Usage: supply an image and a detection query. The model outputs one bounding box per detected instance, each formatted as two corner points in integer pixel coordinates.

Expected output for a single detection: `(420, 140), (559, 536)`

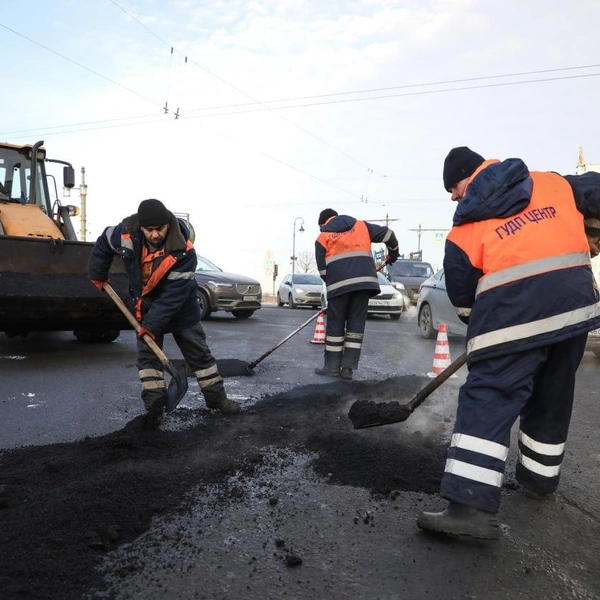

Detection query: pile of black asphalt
(0, 372), (448, 600)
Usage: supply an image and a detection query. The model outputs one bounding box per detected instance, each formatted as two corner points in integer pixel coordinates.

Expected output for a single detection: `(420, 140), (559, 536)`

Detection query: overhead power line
(108, 0), (385, 176)
(0, 23), (163, 110)
(3, 66), (598, 139)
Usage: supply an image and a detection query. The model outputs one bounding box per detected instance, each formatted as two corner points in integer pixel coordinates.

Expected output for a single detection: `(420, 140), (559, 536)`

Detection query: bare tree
(297, 250), (317, 273)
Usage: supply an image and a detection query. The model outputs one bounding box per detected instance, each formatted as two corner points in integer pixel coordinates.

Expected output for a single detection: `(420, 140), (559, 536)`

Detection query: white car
(368, 272), (404, 320)
(277, 273), (324, 308)
(417, 269), (468, 338)
(587, 328), (600, 358)
(320, 273), (405, 320)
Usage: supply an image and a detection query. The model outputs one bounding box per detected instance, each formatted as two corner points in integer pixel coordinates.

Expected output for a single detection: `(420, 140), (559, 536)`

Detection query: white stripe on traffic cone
(427, 323), (454, 378)
(310, 313), (326, 344)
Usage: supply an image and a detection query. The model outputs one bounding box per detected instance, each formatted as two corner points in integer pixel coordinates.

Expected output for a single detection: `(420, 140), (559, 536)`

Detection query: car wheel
(389, 313), (401, 321)
(232, 309), (255, 319)
(289, 294), (296, 308)
(277, 294), (284, 307)
(197, 289), (212, 320)
(418, 303), (436, 339)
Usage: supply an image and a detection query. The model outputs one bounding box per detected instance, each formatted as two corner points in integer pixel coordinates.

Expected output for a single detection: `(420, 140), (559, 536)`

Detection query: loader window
(0, 164), (25, 203)
(0, 150), (51, 213)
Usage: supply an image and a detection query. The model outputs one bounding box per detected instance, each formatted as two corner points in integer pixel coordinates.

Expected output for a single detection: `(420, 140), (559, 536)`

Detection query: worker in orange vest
(417, 147), (600, 540)
(315, 208), (399, 380)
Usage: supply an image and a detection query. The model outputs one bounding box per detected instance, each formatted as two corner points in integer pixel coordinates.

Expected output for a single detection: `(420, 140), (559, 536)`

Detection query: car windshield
(293, 274), (323, 285)
(377, 273), (391, 285)
(196, 256), (222, 272)
(389, 262), (433, 277)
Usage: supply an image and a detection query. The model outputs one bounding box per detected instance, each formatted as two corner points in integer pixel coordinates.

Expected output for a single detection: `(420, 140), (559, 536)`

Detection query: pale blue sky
(1, 0), (599, 288)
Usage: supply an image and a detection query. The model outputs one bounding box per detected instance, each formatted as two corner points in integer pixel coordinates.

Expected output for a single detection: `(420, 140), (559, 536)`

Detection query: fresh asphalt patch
(0, 374), (448, 600)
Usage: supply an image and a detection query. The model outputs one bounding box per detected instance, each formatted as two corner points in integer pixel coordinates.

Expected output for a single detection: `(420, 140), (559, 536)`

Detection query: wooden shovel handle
(102, 282), (171, 370)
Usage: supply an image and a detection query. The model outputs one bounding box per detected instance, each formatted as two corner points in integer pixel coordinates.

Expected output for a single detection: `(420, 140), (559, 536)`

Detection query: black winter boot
(315, 367), (340, 377)
(339, 367), (353, 380)
(417, 501), (500, 540)
(315, 350), (342, 377)
(204, 384), (241, 414)
(144, 401), (165, 430)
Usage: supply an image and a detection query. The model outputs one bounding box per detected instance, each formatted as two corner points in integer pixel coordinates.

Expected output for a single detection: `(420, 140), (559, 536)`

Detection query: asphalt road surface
(1, 305), (599, 599)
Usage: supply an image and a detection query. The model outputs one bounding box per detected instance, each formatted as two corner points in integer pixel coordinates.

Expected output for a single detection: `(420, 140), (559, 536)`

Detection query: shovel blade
(348, 399), (412, 430)
(165, 364), (189, 413)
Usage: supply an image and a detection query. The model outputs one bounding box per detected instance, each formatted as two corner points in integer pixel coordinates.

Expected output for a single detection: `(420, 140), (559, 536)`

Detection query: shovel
(348, 351), (467, 429)
(102, 283), (189, 412)
(245, 308), (326, 374)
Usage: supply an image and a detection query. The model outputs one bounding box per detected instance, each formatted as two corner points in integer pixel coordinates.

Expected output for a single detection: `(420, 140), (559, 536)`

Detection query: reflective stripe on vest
(476, 252), (590, 296)
(326, 250), (372, 265)
(327, 275), (379, 293)
(467, 301), (600, 354)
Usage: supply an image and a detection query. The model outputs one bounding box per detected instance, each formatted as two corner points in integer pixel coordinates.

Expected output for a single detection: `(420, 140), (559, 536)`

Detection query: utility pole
(79, 167), (87, 242)
(408, 223), (450, 254)
(370, 213), (399, 227)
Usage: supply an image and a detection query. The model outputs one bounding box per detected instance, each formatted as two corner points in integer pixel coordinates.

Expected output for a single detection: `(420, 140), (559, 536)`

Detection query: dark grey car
(386, 259), (434, 304)
(195, 255), (262, 320)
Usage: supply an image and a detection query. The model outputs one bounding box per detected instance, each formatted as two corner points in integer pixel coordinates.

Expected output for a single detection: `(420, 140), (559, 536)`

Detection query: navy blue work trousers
(325, 290), (371, 370)
(440, 334), (587, 513)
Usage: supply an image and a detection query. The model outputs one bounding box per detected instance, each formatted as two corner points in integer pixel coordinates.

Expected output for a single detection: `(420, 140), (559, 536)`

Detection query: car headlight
(207, 280), (233, 289)
(392, 292), (402, 299)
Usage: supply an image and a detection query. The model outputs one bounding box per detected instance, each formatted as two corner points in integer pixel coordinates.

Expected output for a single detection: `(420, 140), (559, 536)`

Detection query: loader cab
(0, 144), (52, 215)
(0, 141), (79, 241)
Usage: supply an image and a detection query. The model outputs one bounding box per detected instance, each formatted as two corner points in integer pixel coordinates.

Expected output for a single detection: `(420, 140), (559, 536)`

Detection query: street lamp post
(292, 217), (305, 274)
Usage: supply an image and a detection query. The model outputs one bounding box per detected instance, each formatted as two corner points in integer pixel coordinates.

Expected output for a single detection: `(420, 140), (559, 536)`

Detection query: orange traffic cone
(310, 312), (326, 344)
(427, 323), (454, 378)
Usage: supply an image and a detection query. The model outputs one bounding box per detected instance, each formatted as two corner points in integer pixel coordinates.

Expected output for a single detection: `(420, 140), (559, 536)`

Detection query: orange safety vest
(447, 165), (600, 360)
(318, 219), (373, 262)
(317, 219), (380, 299)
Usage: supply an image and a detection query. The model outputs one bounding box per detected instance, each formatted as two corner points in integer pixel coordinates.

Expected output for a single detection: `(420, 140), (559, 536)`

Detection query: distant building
(576, 146), (600, 175)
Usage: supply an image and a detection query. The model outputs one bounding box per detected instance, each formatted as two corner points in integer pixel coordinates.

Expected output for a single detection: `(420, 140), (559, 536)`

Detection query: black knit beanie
(443, 147), (485, 191)
(318, 208), (338, 226)
(138, 199), (170, 227)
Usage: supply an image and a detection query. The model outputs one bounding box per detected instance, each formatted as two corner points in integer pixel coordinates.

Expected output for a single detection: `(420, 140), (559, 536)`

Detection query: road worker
(417, 147), (600, 539)
(89, 199), (240, 429)
(315, 208), (399, 380)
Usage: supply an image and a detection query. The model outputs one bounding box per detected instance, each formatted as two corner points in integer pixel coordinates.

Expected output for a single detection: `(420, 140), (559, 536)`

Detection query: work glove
(386, 247), (399, 264)
(90, 279), (107, 291)
(138, 327), (156, 341)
